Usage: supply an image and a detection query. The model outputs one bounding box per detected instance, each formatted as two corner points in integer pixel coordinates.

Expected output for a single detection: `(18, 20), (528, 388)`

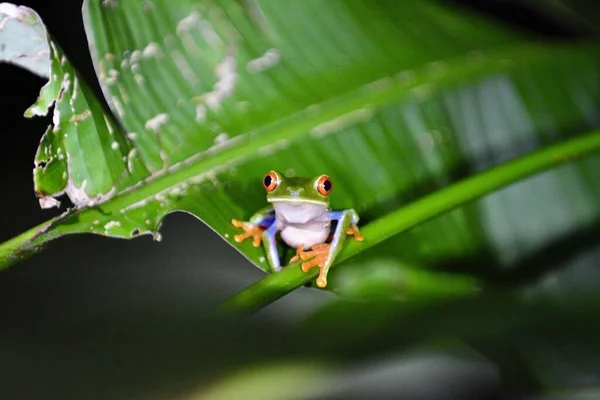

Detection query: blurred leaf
(526, 0), (600, 36)
(298, 288), (600, 364)
(327, 258), (480, 301)
(535, 389), (600, 400)
(183, 361), (332, 400)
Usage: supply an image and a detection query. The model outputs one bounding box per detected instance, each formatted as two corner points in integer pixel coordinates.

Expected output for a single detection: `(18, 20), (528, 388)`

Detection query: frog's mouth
(271, 201), (328, 224)
(267, 198), (327, 206)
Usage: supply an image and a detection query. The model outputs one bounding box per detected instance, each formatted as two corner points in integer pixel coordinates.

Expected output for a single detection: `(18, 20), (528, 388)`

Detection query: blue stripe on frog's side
(262, 222), (281, 272)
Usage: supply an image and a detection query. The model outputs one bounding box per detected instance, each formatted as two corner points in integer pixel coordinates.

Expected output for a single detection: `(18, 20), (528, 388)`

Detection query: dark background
(0, 1), (597, 399)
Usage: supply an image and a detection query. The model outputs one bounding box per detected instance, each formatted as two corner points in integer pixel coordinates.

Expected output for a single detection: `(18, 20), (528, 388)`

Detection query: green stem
(0, 220), (55, 267)
(220, 129), (600, 314)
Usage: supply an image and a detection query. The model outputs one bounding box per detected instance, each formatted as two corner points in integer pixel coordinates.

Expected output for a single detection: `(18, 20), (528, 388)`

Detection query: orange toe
(297, 243), (331, 288)
(231, 220), (264, 247)
(346, 226), (364, 241)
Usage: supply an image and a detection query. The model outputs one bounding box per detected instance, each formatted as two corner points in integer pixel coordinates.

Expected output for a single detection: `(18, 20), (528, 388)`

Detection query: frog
(231, 170), (363, 288)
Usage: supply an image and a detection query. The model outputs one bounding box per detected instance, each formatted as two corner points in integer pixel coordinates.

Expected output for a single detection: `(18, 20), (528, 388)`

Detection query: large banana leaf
(0, 1), (599, 299)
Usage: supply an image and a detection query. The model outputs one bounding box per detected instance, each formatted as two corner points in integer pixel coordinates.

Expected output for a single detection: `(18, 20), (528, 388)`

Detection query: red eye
(263, 171), (279, 192)
(316, 175), (333, 196)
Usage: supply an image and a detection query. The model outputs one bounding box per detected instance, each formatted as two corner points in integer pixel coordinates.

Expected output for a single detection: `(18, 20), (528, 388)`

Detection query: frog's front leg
(231, 207), (282, 273)
(231, 207), (275, 247)
(293, 209), (363, 288)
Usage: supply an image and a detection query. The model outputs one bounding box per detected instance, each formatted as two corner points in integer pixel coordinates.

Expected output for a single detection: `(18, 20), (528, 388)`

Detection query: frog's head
(264, 170), (332, 222)
(264, 170), (332, 205)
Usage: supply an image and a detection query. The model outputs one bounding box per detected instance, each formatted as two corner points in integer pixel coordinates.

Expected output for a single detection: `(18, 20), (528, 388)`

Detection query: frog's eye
(263, 171), (279, 192)
(316, 175), (333, 196)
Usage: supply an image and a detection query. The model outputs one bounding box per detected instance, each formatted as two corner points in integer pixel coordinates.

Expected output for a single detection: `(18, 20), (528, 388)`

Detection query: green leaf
(0, 1), (599, 308)
(1, 2), (147, 210)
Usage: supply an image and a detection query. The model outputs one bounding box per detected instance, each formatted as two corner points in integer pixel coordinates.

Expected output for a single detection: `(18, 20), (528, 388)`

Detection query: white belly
(280, 225), (329, 249)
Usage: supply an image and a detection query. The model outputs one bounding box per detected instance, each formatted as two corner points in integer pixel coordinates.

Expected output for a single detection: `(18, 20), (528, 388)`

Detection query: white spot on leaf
(195, 104), (206, 123)
(247, 49), (280, 73)
(106, 69), (119, 85)
(142, 42), (162, 59)
(69, 109), (91, 123)
(61, 73), (72, 94)
(214, 132), (229, 144)
(118, 84), (129, 104)
(130, 50), (142, 64)
(172, 49), (199, 85)
(112, 96), (125, 117)
(104, 115), (115, 135)
(127, 149), (137, 172)
(72, 77), (79, 100)
(311, 107), (375, 138)
(98, 60), (107, 80)
(177, 11), (200, 34)
(145, 113), (169, 132)
(104, 221), (122, 230)
(134, 74), (144, 85)
(52, 108), (61, 132)
(205, 53), (237, 110)
(102, 0), (118, 8)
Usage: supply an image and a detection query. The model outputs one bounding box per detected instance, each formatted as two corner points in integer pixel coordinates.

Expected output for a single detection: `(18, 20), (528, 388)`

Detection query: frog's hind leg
(298, 209), (363, 288)
(335, 209), (363, 241)
(328, 209), (363, 247)
(294, 243), (331, 287)
(345, 225), (364, 241)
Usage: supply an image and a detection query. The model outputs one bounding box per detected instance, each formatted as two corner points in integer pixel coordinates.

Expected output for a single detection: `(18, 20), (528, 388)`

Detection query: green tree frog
(231, 170), (363, 288)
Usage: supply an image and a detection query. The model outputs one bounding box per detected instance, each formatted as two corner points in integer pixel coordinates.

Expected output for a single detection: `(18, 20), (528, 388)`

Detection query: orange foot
(231, 219), (264, 247)
(290, 243), (331, 288)
(346, 225), (364, 241)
